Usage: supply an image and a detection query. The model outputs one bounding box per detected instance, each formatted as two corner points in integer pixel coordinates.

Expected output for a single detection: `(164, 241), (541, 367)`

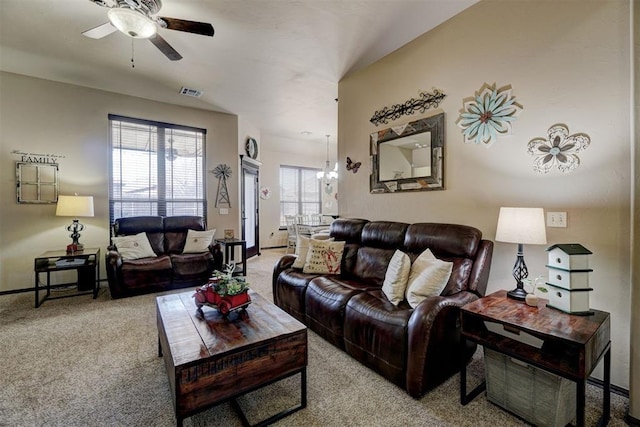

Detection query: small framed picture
(224, 229), (234, 239)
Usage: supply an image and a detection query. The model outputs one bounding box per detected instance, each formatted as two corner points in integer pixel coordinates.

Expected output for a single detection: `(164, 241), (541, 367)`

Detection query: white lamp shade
(56, 195), (95, 218)
(495, 207), (547, 245)
(108, 8), (157, 39)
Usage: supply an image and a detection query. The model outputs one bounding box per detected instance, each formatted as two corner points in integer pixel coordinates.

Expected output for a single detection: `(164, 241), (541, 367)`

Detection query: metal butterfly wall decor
(345, 157), (361, 173)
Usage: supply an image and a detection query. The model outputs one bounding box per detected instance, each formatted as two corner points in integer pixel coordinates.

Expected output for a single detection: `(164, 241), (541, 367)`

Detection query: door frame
(240, 155), (260, 258)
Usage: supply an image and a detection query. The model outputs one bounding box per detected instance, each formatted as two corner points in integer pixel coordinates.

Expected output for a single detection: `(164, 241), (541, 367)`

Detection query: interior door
(241, 157), (260, 258)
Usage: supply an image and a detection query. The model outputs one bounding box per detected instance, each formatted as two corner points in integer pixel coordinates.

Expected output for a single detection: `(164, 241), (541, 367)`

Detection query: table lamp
(495, 207), (547, 300)
(56, 195), (94, 252)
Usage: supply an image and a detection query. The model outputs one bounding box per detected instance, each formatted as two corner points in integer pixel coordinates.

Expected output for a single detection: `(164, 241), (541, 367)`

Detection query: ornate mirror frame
(370, 113), (444, 193)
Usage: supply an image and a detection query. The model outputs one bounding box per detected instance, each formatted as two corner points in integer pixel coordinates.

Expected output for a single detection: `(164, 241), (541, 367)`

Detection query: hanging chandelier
(317, 134), (338, 186)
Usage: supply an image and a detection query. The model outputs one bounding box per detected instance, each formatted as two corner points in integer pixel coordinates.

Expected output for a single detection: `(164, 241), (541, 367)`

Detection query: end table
(34, 248), (100, 308)
(460, 289), (610, 427)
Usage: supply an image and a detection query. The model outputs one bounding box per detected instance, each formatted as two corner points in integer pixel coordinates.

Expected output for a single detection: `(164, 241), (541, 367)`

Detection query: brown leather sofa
(272, 218), (493, 398)
(106, 216), (223, 299)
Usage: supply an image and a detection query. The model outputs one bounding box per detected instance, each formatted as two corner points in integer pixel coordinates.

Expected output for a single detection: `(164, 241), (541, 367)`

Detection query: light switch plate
(219, 208), (229, 215)
(547, 212), (567, 228)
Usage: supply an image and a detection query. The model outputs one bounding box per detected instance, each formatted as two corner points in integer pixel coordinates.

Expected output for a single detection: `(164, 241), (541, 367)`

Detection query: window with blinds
(109, 114), (206, 223)
(279, 165), (322, 226)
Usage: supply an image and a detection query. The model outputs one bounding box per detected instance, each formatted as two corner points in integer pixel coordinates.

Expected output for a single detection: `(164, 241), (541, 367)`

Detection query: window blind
(109, 114), (206, 223)
(279, 165), (322, 226)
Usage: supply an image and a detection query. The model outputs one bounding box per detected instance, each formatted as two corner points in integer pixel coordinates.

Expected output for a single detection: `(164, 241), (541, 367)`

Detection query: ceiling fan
(82, 0), (214, 61)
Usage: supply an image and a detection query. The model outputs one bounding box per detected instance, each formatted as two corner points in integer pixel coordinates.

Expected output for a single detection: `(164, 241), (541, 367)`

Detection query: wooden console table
(460, 289), (610, 427)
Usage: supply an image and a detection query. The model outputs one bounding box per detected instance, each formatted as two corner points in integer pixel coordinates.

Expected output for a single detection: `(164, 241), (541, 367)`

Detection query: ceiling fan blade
(149, 34), (183, 61)
(82, 22), (118, 39)
(159, 17), (214, 37)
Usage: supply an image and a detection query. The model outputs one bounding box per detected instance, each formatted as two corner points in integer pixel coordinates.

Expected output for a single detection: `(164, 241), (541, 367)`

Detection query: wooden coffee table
(156, 289), (307, 427)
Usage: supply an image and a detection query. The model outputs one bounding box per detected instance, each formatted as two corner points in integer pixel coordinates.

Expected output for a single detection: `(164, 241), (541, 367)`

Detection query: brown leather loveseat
(106, 216), (222, 299)
(272, 218), (493, 398)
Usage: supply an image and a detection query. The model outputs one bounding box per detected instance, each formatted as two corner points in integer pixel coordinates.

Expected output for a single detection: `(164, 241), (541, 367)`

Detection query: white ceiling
(0, 0), (478, 145)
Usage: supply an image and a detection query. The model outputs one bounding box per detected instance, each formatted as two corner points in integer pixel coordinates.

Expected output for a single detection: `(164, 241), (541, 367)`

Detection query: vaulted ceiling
(0, 0), (478, 144)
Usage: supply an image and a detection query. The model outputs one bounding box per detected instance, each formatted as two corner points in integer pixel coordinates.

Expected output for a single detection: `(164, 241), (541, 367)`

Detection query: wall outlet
(547, 212), (567, 228)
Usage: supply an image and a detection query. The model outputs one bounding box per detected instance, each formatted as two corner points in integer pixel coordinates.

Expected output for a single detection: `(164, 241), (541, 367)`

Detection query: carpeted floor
(0, 249), (630, 426)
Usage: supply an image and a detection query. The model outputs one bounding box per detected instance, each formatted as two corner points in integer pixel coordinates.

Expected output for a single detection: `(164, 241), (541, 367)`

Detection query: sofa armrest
(272, 254), (296, 296)
(105, 248), (125, 298)
(405, 290), (479, 397)
(467, 239), (493, 297)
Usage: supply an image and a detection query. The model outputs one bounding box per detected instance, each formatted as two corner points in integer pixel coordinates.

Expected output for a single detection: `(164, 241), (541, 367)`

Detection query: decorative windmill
(211, 164), (232, 208)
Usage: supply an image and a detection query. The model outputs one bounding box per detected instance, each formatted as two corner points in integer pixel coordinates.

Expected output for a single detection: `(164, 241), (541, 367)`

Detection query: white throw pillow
(405, 249), (453, 308)
(292, 235), (310, 269)
(382, 250), (411, 306)
(182, 229), (216, 253)
(112, 232), (156, 260)
(302, 239), (345, 274)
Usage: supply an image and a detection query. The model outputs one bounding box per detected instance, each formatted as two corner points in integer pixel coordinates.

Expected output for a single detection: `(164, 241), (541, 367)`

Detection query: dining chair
(284, 215), (298, 253)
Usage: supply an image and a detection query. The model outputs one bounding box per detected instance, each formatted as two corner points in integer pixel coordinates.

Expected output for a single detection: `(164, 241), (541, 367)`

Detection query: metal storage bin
(484, 348), (576, 427)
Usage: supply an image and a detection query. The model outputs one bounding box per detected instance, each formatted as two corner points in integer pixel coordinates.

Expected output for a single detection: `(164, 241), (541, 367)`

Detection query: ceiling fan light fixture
(108, 8), (157, 39)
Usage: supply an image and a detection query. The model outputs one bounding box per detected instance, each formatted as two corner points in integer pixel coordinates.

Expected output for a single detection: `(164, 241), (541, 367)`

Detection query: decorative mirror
(15, 162), (59, 204)
(370, 113), (444, 193)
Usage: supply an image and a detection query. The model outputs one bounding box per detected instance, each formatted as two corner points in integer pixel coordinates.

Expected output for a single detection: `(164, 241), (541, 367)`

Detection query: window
(279, 165), (322, 226)
(109, 114), (206, 223)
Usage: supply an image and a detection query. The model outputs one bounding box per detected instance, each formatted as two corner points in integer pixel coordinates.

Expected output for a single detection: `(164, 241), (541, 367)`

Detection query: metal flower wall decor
(527, 124), (590, 174)
(456, 83), (523, 146)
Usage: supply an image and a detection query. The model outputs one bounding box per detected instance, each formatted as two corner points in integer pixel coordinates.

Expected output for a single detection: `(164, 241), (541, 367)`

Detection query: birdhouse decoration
(545, 243), (593, 315)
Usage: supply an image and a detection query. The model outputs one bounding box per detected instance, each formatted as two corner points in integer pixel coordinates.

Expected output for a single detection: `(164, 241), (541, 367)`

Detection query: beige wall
(632, 0), (639, 420)
(0, 71), (240, 290)
(339, 0), (632, 392)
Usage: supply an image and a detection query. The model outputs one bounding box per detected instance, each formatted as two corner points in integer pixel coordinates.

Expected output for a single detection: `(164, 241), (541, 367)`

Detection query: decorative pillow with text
(302, 239), (345, 275)
(405, 248), (453, 308)
(182, 229), (216, 253)
(112, 232), (156, 260)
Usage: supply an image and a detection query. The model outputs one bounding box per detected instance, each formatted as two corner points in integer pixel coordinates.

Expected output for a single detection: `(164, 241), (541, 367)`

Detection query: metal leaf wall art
(369, 88), (446, 126)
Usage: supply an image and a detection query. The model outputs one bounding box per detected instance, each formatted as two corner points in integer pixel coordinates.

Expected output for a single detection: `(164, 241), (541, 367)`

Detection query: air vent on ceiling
(179, 87), (204, 98)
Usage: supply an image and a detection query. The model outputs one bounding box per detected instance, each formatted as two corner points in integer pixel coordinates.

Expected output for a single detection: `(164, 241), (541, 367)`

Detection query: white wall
(338, 0), (631, 390)
(0, 71), (240, 291)
(258, 134), (330, 248)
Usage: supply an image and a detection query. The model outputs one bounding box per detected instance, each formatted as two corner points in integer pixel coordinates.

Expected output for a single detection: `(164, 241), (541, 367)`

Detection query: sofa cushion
(171, 252), (214, 278)
(120, 255), (172, 290)
(302, 239), (345, 274)
(164, 216), (206, 254)
(113, 216), (165, 254)
(406, 249), (453, 308)
(344, 290), (411, 387)
(111, 232), (156, 260)
(341, 221), (408, 284)
(382, 250), (411, 305)
(182, 229), (216, 253)
(305, 276), (374, 348)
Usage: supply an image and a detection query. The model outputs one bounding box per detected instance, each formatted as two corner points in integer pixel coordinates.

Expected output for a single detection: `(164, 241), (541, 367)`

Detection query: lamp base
(507, 287), (528, 301)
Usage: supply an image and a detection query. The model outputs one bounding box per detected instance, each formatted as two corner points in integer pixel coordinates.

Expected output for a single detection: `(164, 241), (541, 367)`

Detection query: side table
(460, 289), (610, 427)
(34, 248), (100, 308)
(214, 238), (247, 276)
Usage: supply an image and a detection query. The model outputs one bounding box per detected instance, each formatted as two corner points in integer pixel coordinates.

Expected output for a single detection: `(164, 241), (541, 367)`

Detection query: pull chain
(131, 38), (135, 68)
